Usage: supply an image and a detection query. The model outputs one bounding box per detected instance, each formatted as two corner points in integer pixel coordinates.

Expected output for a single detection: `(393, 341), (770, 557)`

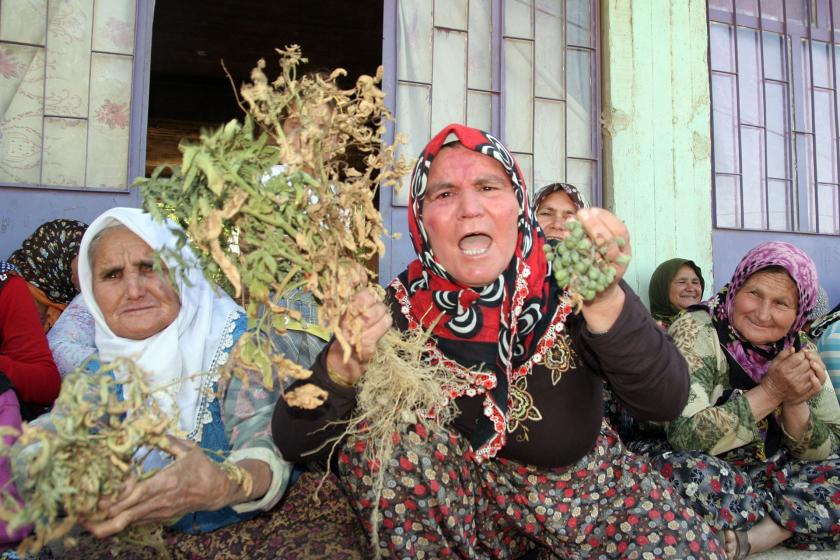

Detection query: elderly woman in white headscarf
(48, 207), (325, 540)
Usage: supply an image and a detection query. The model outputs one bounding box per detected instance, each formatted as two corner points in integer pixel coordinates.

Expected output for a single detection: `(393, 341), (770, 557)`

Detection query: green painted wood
(600, 0), (713, 305)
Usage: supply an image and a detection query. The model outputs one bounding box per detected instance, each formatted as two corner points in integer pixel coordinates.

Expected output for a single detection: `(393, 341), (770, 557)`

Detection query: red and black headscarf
(391, 124), (566, 460)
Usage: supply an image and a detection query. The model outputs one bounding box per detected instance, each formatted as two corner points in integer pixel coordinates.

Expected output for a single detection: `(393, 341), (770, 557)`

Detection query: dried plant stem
(319, 328), (471, 556)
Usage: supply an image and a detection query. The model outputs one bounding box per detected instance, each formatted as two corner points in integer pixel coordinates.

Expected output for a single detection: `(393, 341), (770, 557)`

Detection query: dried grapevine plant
(139, 45), (412, 407)
(0, 360), (176, 556)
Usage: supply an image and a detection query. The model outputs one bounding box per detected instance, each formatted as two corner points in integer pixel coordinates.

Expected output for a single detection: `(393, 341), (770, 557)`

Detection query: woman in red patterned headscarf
(274, 125), (723, 559)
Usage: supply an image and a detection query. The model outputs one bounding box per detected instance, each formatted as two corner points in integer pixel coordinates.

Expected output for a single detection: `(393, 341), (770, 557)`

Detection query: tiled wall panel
(434, 0), (468, 30)
(42, 116), (87, 186)
(44, 0), (94, 118)
(431, 29), (467, 134)
(92, 0), (136, 55)
(0, 47), (45, 184)
(393, 0), (598, 205)
(502, 38), (534, 152)
(85, 53), (132, 188)
(0, 0), (137, 189)
(398, 0), (433, 83)
(0, 0), (47, 44)
(504, 0), (533, 39)
(394, 82), (432, 205)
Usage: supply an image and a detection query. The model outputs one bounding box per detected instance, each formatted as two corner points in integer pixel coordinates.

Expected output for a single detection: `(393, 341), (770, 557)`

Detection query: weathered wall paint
(600, 0), (714, 305)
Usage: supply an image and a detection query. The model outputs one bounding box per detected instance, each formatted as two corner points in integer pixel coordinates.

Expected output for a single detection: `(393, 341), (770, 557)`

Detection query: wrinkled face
(91, 227), (181, 340)
(536, 191), (578, 240)
(423, 145), (520, 288)
(668, 264), (702, 310)
(731, 270), (798, 345)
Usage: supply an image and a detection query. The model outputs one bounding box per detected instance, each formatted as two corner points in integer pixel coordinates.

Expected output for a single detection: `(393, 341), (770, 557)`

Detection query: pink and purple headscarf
(705, 241), (818, 382)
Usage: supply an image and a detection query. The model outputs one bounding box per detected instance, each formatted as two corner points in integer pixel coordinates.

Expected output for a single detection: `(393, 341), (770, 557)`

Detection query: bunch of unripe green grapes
(542, 218), (630, 303)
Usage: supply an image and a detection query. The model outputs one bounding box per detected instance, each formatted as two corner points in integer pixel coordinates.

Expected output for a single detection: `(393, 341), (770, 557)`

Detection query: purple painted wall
(713, 229), (840, 308)
(0, 0), (153, 259)
(0, 189), (140, 259)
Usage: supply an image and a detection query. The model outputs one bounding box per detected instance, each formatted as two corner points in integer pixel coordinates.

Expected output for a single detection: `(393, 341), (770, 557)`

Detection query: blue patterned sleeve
(222, 292), (328, 460)
(46, 294), (96, 377)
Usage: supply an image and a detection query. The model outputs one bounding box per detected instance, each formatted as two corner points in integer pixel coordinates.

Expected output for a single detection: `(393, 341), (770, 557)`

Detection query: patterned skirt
(336, 419), (724, 559)
(635, 443), (840, 551)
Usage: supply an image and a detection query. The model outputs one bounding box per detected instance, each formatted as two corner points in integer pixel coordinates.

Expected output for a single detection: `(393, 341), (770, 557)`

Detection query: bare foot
(723, 517), (792, 559)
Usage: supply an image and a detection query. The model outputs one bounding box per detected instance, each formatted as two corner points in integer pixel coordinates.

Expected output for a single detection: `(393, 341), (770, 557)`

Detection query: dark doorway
(146, 1), (384, 173)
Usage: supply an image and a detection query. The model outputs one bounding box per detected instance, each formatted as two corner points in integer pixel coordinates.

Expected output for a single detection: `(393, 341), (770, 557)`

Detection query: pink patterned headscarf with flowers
(704, 241), (818, 382)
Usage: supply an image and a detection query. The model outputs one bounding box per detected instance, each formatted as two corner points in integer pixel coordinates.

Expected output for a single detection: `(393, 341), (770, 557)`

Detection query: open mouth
(458, 233), (492, 256)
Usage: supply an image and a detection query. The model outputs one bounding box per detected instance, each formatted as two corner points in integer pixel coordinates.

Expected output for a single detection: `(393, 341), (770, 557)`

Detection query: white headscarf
(78, 208), (241, 439)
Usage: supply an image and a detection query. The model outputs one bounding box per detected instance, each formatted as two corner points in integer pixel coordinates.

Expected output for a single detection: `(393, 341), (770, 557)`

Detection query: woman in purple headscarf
(641, 242), (840, 559)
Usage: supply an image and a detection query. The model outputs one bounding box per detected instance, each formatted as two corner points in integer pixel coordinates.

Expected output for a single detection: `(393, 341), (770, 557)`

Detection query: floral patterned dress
(630, 310), (840, 551)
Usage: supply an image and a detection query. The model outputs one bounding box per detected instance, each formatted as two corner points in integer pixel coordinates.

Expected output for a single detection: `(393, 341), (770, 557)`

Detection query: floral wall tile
(44, 0), (93, 117)
(92, 0), (136, 55)
(0, 0), (47, 45)
(42, 116), (87, 186)
(0, 46), (44, 184)
(86, 52), (131, 188)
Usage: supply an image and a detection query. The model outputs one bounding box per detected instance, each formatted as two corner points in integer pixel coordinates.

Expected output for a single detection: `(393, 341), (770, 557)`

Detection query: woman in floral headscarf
(533, 182), (588, 241)
(639, 242), (840, 559)
(7, 219), (88, 331)
(274, 124), (723, 559)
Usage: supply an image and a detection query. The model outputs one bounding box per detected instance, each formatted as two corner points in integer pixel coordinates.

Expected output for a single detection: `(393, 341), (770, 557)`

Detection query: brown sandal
(734, 530), (752, 559)
(720, 529), (751, 560)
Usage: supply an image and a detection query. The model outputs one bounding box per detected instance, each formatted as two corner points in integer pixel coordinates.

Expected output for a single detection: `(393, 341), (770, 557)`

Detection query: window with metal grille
(709, 0), (840, 234)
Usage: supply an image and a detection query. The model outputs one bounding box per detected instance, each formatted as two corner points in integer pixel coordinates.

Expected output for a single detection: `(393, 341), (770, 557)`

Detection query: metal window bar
(734, 17), (746, 228)
(709, 0), (840, 233)
(759, 8), (772, 229)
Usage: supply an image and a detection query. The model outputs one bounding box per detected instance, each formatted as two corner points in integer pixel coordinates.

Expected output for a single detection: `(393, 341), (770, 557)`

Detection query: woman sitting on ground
(19, 208), (328, 554)
(636, 242), (840, 559)
(274, 124), (723, 559)
(648, 258), (705, 329)
(0, 262), (61, 419)
(7, 219), (87, 332)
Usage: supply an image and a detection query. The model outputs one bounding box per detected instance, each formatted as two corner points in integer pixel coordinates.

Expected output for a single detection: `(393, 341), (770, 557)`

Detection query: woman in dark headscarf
(648, 258), (705, 329)
(637, 242), (840, 559)
(7, 219), (87, 331)
(274, 124), (723, 559)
